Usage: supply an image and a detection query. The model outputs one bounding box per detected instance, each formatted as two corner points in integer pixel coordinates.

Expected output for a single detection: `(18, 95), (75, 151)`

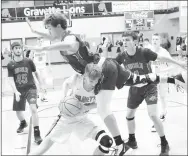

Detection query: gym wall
(2, 12), (186, 64)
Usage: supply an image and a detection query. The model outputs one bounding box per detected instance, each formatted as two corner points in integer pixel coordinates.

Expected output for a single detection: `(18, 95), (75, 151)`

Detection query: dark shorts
(101, 59), (131, 90)
(127, 83), (158, 109)
(13, 87), (37, 111)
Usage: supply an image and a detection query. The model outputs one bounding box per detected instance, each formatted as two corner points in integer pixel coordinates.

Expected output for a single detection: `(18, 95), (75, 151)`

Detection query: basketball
(60, 96), (82, 117)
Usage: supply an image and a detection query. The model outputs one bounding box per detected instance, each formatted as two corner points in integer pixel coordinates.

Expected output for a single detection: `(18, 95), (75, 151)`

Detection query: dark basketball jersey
(7, 58), (36, 90)
(60, 34), (94, 74)
(115, 47), (157, 75)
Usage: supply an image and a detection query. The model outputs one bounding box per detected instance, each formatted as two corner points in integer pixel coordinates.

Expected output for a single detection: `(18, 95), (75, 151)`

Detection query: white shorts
(47, 115), (99, 144)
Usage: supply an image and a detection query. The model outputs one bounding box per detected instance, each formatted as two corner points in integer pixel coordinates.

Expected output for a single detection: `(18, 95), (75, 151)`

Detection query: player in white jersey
(150, 33), (176, 132)
(32, 38), (51, 102)
(29, 63), (121, 155)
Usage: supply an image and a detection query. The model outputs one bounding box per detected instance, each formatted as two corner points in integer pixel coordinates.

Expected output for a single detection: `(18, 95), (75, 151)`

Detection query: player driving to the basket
(29, 63), (126, 155)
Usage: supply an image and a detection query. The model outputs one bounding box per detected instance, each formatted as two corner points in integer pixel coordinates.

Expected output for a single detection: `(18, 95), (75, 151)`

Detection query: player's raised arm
(26, 17), (54, 40)
(24, 35), (79, 55)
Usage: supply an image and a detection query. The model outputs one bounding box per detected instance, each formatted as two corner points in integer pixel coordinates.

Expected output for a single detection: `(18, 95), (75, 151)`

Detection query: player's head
(11, 42), (23, 57)
(84, 63), (102, 88)
(44, 12), (67, 38)
(122, 31), (138, 49)
(143, 38), (150, 47)
(152, 33), (161, 48)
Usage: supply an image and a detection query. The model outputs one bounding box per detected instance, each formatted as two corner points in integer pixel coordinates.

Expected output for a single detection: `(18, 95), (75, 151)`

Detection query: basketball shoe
(34, 129), (42, 145)
(158, 142), (170, 155)
(114, 141), (133, 155)
(17, 120), (28, 133)
(125, 138), (138, 149)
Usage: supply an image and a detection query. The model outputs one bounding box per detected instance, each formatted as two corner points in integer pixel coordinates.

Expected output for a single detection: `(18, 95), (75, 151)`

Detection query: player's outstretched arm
(24, 35), (79, 55)
(157, 53), (187, 71)
(26, 17), (53, 40)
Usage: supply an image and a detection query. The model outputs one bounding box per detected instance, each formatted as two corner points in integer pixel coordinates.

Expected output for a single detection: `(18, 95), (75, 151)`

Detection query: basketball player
(143, 38), (152, 49)
(150, 33), (175, 132)
(29, 63), (123, 155)
(115, 31), (186, 155)
(7, 42), (43, 144)
(30, 38), (51, 102)
(25, 13), (186, 155)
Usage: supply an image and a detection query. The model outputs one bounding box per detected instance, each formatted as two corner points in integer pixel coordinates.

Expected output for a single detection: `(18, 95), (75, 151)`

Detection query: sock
(21, 120), (26, 124)
(167, 77), (175, 84)
(160, 135), (168, 145)
(34, 126), (39, 132)
(129, 133), (136, 141)
(113, 135), (124, 146)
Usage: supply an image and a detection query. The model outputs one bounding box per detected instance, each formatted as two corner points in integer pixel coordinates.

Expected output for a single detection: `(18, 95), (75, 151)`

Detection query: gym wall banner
(124, 11), (154, 31)
(2, 2), (112, 18)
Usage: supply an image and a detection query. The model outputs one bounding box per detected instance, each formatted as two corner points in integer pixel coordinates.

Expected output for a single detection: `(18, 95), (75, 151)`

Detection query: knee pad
(126, 117), (135, 121)
(95, 130), (113, 148)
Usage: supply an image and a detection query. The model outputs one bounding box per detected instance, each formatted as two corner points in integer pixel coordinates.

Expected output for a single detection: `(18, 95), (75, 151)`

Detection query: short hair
(122, 31), (138, 40)
(144, 38), (149, 42)
(11, 42), (21, 50)
(44, 12), (67, 30)
(85, 63), (102, 80)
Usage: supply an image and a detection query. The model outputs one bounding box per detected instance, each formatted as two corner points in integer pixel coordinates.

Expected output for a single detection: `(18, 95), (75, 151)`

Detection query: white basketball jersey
(71, 74), (96, 105)
(33, 51), (47, 69)
(151, 46), (171, 74)
(61, 74), (96, 119)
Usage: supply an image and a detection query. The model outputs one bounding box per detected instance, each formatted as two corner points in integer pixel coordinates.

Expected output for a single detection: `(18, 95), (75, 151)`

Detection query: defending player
(25, 13), (186, 155)
(29, 63), (126, 155)
(115, 31), (186, 155)
(7, 42), (43, 144)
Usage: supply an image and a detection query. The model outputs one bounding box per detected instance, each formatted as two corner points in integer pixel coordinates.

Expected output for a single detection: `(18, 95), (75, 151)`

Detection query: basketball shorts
(13, 87), (37, 111)
(127, 83), (158, 109)
(47, 116), (100, 144)
(101, 59), (131, 90)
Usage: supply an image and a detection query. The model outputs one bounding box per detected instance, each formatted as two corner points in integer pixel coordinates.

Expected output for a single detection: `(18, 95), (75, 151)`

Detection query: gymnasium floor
(1, 64), (187, 155)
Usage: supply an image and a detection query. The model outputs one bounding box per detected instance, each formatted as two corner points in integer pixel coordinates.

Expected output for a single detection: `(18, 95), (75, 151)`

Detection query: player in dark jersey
(116, 31), (187, 156)
(7, 42), (43, 145)
(24, 14), (186, 155)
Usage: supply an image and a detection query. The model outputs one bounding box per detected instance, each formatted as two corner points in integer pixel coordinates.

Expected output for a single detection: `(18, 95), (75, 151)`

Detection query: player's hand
(79, 104), (89, 115)
(15, 91), (21, 102)
(26, 17), (36, 33)
(147, 73), (158, 82)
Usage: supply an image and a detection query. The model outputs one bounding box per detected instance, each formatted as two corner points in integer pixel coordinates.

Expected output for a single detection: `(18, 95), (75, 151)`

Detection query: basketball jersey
(33, 51), (47, 69)
(60, 34), (94, 74)
(71, 74), (96, 104)
(150, 46), (171, 74)
(7, 58), (36, 90)
(116, 47), (153, 75)
(61, 74), (96, 119)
